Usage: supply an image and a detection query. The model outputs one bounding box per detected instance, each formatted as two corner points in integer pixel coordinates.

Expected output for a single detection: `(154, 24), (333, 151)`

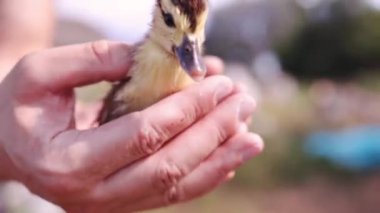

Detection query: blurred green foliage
(230, 86), (359, 189)
(278, 1), (380, 80)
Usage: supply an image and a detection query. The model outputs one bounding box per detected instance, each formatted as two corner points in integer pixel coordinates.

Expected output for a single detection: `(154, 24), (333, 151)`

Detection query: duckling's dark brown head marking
(157, 0), (207, 32)
(154, 0), (208, 78)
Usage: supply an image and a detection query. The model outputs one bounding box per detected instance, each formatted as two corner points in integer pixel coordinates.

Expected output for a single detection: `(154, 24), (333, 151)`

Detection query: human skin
(0, 40), (263, 212)
(0, 1), (264, 211)
(0, 0), (54, 79)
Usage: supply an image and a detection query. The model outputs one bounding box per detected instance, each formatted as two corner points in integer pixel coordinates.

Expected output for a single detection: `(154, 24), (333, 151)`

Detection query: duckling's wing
(98, 77), (131, 124)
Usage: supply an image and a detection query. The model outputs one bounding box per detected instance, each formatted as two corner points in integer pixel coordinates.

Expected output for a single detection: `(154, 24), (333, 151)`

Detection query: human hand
(0, 41), (263, 212)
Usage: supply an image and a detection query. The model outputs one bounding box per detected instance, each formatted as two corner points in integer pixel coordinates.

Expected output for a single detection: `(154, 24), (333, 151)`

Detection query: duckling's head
(151, 0), (209, 80)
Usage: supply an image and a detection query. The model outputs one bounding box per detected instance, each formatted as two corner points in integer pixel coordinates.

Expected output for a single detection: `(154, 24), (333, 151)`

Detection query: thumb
(17, 40), (132, 91)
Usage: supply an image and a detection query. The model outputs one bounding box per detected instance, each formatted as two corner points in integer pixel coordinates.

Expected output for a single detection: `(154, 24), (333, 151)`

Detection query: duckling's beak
(174, 36), (206, 81)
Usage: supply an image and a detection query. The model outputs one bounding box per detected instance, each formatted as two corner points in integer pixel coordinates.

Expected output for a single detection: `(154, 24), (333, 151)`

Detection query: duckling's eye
(163, 12), (176, 28)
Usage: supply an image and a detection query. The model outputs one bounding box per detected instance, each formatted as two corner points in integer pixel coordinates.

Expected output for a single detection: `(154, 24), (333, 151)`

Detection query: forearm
(0, 0), (54, 81)
(0, 0), (54, 47)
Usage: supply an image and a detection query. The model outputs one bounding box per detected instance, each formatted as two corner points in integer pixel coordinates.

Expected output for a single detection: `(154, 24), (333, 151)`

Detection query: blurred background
(1, 0), (380, 212)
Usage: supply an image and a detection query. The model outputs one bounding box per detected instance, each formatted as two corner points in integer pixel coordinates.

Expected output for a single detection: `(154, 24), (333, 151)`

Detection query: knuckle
(213, 122), (229, 144)
(187, 77), (233, 118)
(17, 54), (32, 70)
(209, 75), (233, 103)
(208, 115), (236, 144)
(192, 97), (206, 119)
(13, 52), (40, 84)
(153, 161), (186, 192)
(10, 51), (53, 96)
(182, 95), (205, 123)
(88, 40), (112, 65)
(164, 186), (183, 205)
(216, 96), (248, 137)
(17, 52), (38, 70)
(129, 112), (165, 155)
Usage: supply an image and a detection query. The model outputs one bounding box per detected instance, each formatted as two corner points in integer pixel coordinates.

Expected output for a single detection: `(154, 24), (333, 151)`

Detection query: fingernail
(239, 97), (255, 121)
(216, 82), (232, 102)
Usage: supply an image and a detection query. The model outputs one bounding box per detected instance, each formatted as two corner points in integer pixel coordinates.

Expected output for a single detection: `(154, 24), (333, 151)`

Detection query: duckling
(99, 0), (209, 124)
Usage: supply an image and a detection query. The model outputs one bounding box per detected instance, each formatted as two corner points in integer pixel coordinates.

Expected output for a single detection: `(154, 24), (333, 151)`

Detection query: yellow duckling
(99, 0), (209, 124)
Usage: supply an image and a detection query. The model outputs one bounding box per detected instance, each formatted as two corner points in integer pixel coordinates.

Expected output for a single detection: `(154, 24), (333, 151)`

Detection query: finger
(17, 40), (132, 91)
(75, 101), (104, 130)
(233, 83), (253, 124)
(52, 76), (234, 179)
(176, 133), (264, 201)
(234, 82), (249, 93)
(93, 93), (256, 202)
(148, 94), (256, 187)
(115, 133), (264, 212)
(204, 56), (224, 76)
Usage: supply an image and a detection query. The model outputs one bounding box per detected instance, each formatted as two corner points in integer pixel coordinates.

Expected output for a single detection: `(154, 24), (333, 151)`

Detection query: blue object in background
(304, 125), (380, 171)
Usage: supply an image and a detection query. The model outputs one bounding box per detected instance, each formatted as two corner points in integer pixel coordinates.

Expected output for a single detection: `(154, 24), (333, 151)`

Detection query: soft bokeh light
(367, 0), (380, 9)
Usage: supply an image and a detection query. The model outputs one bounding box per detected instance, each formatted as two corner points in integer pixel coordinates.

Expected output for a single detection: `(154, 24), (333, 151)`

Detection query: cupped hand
(0, 41), (263, 212)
